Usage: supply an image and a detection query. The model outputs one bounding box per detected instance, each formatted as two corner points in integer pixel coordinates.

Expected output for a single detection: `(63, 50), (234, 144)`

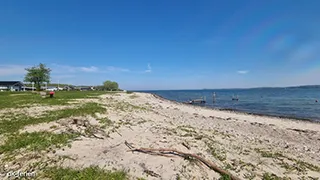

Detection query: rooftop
(0, 81), (24, 86)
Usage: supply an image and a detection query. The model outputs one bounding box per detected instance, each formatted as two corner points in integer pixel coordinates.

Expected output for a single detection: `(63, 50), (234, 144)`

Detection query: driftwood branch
(182, 142), (190, 150)
(124, 141), (241, 180)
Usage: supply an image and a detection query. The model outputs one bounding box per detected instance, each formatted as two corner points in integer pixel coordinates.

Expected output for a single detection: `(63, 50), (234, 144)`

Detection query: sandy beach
(1, 92), (320, 179)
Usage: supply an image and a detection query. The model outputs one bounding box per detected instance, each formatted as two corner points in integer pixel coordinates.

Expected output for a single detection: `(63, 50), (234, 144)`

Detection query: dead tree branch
(124, 141), (241, 180)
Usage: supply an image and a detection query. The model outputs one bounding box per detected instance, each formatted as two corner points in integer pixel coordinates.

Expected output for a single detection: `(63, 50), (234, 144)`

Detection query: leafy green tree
(24, 63), (51, 91)
(102, 80), (119, 91)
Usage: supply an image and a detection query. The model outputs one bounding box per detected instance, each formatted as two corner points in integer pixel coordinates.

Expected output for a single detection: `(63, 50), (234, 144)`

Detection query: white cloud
(0, 63), (131, 77)
(145, 63), (152, 73)
(79, 66), (98, 72)
(105, 66), (130, 72)
(237, 70), (249, 74)
(51, 64), (99, 73)
(0, 65), (29, 76)
(51, 64), (130, 73)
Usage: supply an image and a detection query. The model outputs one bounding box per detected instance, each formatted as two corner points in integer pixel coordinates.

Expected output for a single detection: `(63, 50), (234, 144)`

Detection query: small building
(0, 81), (25, 91)
(63, 85), (76, 91)
(78, 86), (94, 91)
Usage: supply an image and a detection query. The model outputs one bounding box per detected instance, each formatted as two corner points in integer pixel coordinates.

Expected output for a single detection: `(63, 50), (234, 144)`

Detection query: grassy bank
(0, 91), (129, 179)
(0, 91), (110, 109)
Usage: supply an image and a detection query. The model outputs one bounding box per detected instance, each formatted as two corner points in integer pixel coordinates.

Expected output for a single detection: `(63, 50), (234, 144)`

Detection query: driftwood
(182, 142), (190, 150)
(124, 141), (241, 180)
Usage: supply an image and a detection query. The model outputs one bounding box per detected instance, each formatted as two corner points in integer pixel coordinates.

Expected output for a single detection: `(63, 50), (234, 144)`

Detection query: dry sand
(3, 92), (320, 179)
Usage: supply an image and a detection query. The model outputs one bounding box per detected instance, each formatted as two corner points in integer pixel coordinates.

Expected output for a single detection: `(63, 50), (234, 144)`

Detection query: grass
(114, 102), (148, 112)
(0, 131), (78, 154)
(98, 117), (113, 128)
(219, 174), (231, 180)
(205, 140), (227, 162)
(0, 91), (110, 109)
(254, 148), (284, 158)
(129, 94), (139, 99)
(176, 125), (197, 137)
(294, 160), (320, 172)
(243, 172), (256, 180)
(254, 148), (320, 173)
(0, 102), (106, 134)
(41, 166), (127, 180)
(278, 158), (320, 173)
(261, 173), (291, 180)
(177, 125), (197, 134)
(210, 147), (227, 161)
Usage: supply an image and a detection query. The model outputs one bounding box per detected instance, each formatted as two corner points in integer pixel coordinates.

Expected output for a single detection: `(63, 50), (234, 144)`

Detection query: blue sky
(1, 0), (320, 90)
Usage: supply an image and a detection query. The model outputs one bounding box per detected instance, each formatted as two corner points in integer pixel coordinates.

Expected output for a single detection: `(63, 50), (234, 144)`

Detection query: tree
(24, 63), (51, 91)
(102, 80), (119, 91)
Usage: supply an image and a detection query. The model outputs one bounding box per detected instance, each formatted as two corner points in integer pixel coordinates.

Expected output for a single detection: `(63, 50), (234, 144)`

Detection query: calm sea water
(141, 87), (320, 122)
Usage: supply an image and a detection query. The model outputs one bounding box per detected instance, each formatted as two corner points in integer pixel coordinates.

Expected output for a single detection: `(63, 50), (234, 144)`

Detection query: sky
(1, 0), (320, 90)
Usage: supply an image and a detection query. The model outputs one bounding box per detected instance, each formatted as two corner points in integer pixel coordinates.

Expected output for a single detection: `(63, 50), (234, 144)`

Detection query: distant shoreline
(134, 85), (320, 91)
(150, 93), (320, 124)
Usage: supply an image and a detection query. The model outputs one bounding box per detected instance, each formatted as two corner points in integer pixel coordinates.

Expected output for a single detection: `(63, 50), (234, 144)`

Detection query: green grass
(261, 173), (290, 180)
(254, 148), (284, 158)
(205, 140), (227, 162)
(129, 94), (139, 99)
(177, 125), (197, 134)
(0, 91), (109, 109)
(0, 103), (106, 134)
(279, 158), (320, 173)
(254, 148), (320, 173)
(295, 160), (320, 172)
(42, 166), (127, 180)
(114, 102), (148, 112)
(98, 117), (113, 128)
(0, 131), (78, 154)
(219, 174), (231, 180)
(210, 147), (227, 161)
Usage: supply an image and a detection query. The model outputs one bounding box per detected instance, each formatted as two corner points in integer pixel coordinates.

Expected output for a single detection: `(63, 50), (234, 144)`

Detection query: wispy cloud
(51, 64), (99, 73)
(237, 70), (249, 74)
(0, 65), (29, 76)
(50, 64), (129, 73)
(79, 66), (99, 72)
(0, 63), (131, 77)
(105, 66), (130, 72)
(145, 63), (152, 73)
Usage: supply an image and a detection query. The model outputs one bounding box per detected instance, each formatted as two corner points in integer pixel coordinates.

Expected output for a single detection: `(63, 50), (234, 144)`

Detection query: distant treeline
(246, 85), (320, 90)
(286, 85), (320, 89)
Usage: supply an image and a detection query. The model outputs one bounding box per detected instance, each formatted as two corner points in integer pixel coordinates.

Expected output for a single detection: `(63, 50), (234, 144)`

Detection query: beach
(1, 92), (320, 179)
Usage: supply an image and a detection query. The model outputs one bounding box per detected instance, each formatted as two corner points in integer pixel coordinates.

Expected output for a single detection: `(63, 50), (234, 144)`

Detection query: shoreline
(150, 93), (320, 124)
(1, 91), (320, 179)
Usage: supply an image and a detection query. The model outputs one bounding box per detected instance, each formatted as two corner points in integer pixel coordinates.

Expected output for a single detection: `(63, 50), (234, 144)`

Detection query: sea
(140, 86), (320, 122)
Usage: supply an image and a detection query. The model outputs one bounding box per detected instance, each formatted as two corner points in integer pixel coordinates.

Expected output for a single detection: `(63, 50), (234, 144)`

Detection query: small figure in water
(316, 100), (318, 103)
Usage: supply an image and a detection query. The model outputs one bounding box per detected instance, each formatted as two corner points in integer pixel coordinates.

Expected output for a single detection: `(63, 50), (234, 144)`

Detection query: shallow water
(141, 87), (320, 122)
